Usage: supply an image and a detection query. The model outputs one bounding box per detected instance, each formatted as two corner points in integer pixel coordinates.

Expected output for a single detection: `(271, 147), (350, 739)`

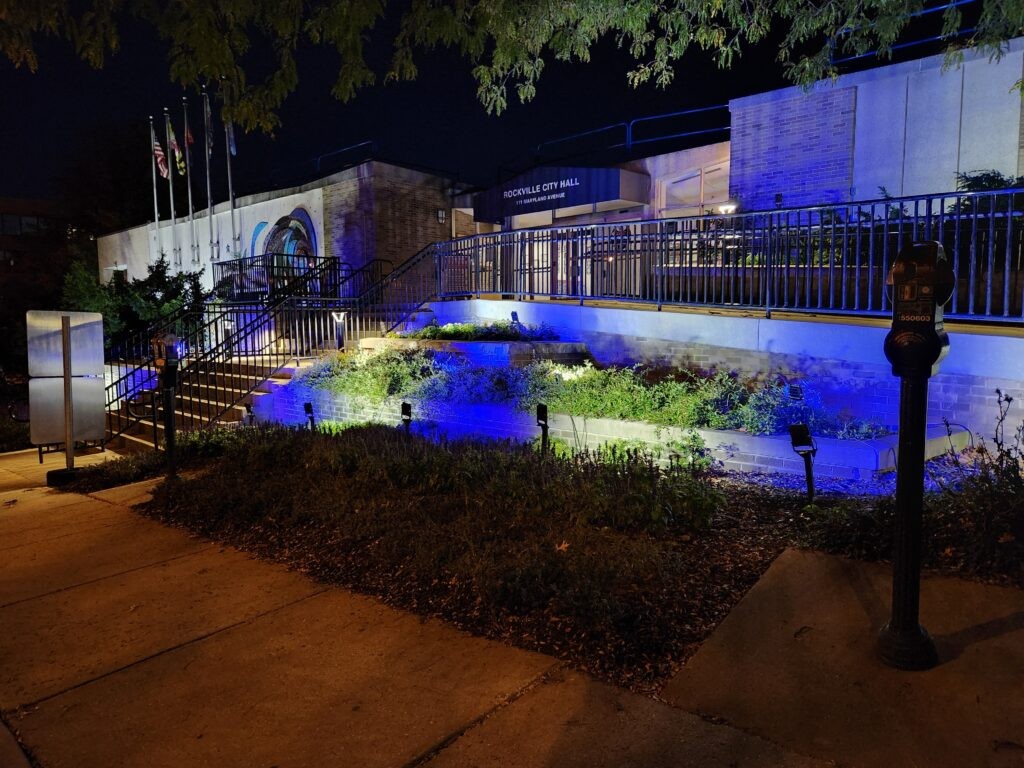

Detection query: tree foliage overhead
(2, 0), (1021, 131)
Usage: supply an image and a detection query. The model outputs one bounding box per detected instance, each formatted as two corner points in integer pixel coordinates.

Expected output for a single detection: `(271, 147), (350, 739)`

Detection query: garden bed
(95, 421), (1020, 697)
(358, 337), (591, 367)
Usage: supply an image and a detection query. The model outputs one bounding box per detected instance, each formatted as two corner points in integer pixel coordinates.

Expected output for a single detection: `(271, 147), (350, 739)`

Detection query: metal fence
(211, 254), (394, 303)
(435, 187), (1024, 321)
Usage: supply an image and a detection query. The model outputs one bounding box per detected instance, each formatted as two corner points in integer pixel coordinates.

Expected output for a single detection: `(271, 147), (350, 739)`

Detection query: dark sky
(0, 11), (953, 208)
(0, 15), (794, 204)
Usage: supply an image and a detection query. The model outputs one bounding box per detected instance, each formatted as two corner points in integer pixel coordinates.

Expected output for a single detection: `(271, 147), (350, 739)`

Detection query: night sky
(0, 11), (953, 218)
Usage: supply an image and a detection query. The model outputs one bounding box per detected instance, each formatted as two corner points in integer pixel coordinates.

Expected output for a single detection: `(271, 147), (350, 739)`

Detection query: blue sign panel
(473, 166), (627, 223)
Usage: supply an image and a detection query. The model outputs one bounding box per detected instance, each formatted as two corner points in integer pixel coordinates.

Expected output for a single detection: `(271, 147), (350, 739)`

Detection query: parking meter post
(153, 334), (178, 477)
(877, 241), (954, 671)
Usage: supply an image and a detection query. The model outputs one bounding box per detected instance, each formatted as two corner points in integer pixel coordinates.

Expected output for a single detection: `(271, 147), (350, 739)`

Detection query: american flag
(153, 139), (169, 179)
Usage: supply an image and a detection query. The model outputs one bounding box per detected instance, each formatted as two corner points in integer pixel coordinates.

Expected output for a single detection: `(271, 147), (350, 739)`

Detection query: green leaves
(3, 0), (1020, 128)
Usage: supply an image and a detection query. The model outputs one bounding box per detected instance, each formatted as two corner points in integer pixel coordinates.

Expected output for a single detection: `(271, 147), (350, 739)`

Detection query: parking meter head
(883, 241), (953, 378)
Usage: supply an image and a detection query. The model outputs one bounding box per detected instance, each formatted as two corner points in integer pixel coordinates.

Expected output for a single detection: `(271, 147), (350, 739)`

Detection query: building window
(659, 161), (730, 218)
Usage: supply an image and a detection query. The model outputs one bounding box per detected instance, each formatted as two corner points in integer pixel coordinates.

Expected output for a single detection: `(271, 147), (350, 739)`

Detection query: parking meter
(877, 241), (954, 671)
(883, 241), (954, 378)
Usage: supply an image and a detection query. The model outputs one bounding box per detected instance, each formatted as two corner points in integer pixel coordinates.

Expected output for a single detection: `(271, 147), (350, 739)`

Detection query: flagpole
(183, 97), (198, 265)
(224, 120), (237, 258)
(163, 109), (178, 266)
(149, 115), (161, 264)
(202, 86), (215, 264)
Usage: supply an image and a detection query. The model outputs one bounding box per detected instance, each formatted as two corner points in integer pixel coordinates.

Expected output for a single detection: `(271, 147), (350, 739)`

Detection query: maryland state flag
(168, 122), (186, 176)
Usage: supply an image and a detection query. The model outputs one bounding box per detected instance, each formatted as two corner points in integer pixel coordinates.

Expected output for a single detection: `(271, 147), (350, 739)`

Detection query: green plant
(399, 320), (558, 342)
(933, 392), (1024, 573)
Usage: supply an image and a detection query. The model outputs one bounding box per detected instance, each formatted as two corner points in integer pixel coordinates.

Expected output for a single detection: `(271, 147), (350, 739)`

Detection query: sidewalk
(0, 449), (825, 768)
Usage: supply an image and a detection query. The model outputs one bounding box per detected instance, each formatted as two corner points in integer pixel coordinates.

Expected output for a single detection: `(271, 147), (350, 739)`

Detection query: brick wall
(320, 161), (453, 272)
(452, 209), (476, 239)
(373, 165), (451, 267)
(729, 87), (856, 212)
(322, 170), (375, 269)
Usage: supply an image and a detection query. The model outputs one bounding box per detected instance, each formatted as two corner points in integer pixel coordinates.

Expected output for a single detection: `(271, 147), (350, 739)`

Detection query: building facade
(97, 161), (454, 289)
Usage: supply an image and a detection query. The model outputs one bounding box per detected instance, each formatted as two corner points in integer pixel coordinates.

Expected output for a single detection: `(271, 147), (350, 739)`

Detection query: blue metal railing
(433, 187), (1024, 322)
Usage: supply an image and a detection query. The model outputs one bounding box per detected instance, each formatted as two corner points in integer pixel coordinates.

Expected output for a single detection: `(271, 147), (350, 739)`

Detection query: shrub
(296, 349), (440, 404)
(932, 393), (1024, 574)
(0, 417), (30, 453)
(399, 320), (558, 342)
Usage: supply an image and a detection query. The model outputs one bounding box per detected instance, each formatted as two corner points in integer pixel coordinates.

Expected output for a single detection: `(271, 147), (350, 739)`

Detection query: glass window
(665, 173), (702, 209)
(20, 216), (38, 233)
(703, 163), (730, 206)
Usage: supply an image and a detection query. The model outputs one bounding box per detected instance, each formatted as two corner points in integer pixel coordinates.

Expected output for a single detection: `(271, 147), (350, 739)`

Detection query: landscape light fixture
(717, 202), (738, 215)
(788, 423), (817, 502)
(537, 403), (549, 453)
(303, 401), (315, 430)
(244, 402), (255, 425)
(788, 383), (804, 401)
(401, 401), (412, 433)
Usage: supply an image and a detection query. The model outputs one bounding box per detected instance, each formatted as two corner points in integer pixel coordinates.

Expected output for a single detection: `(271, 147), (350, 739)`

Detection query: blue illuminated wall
(424, 298), (1024, 436)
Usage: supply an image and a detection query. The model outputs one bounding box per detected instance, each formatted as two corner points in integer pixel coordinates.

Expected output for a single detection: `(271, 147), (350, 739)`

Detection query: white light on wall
(717, 203), (737, 215)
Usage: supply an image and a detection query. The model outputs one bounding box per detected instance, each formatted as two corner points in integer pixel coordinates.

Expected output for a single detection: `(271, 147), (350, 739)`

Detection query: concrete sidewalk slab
(662, 548), (1024, 768)
(0, 545), (322, 708)
(0, 511), (210, 606)
(0, 495), (125, 551)
(88, 477), (162, 507)
(13, 590), (559, 768)
(426, 669), (830, 768)
(0, 449), (117, 492)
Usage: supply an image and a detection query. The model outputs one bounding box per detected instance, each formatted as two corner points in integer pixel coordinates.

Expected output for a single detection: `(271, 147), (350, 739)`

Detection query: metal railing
(433, 187), (1024, 321)
(105, 257), (356, 444)
(211, 254), (394, 302)
(342, 244), (440, 348)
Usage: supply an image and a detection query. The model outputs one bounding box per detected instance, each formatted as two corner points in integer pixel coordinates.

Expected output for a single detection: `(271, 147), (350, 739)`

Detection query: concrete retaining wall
(425, 298), (1024, 436)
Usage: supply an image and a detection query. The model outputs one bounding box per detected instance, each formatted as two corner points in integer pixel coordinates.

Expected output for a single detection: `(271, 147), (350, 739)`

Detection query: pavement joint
(0, 544), (218, 610)
(0, 518), (127, 554)
(401, 663), (568, 768)
(8, 586), (331, 713)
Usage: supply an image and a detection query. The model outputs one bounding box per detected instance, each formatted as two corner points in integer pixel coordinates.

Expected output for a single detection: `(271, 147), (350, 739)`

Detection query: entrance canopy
(473, 166), (649, 224)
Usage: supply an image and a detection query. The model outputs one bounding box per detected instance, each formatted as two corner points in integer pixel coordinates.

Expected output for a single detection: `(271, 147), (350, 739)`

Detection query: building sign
(473, 166), (649, 223)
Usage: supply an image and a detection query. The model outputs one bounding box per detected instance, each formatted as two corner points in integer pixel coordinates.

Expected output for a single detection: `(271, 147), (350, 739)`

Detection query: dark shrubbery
(0, 417), (30, 453)
(799, 393), (1024, 585)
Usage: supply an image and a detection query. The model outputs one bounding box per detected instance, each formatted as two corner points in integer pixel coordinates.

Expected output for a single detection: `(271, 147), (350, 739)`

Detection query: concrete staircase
(105, 361), (299, 453)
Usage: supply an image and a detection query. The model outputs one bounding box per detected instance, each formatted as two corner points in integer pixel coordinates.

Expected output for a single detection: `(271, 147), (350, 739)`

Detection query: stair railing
(105, 256), (357, 443)
(341, 245), (439, 348)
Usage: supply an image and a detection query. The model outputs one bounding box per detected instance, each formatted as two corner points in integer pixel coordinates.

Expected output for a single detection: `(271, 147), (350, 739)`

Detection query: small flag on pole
(153, 139), (169, 179)
(169, 121), (186, 176)
(226, 121), (237, 157)
(203, 91), (214, 159)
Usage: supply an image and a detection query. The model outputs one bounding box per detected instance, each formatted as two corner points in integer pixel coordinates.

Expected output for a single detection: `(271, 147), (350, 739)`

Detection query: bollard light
(244, 402), (255, 426)
(788, 423), (816, 502)
(303, 401), (315, 430)
(401, 401), (412, 434)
